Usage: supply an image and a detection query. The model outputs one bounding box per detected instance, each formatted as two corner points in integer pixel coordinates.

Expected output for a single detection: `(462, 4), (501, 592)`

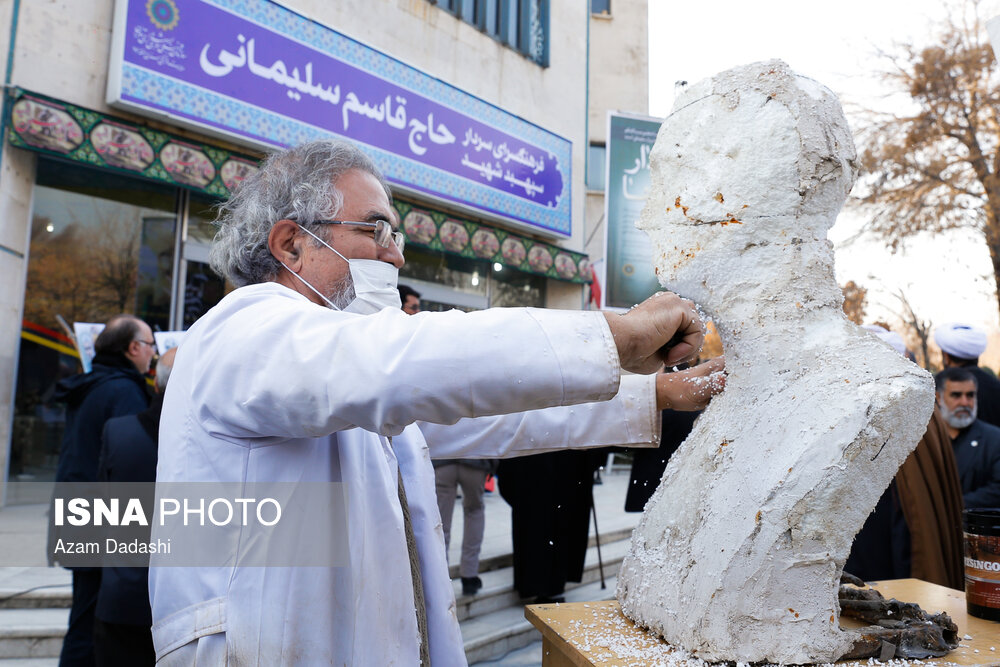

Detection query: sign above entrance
(107, 0), (572, 238)
(6, 89), (260, 199)
(393, 199), (591, 285)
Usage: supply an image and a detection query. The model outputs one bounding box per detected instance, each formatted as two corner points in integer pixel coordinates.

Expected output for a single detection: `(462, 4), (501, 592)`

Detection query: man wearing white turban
(934, 322), (1000, 428)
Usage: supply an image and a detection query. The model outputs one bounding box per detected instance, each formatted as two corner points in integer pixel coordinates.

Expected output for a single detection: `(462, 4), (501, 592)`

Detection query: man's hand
(603, 292), (705, 374)
(656, 357), (726, 411)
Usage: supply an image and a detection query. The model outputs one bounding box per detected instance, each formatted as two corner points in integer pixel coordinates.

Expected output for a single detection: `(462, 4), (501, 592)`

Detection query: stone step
(0, 588), (71, 611)
(451, 532), (630, 622)
(0, 609), (67, 660)
(461, 574), (619, 664)
(0, 659), (58, 666)
(448, 525), (633, 579)
(0, 569), (71, 611)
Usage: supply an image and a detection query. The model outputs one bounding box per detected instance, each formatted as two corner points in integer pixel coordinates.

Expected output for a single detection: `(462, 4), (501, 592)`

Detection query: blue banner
(108, 0), (572, 236)
(603, 112), (661, 308)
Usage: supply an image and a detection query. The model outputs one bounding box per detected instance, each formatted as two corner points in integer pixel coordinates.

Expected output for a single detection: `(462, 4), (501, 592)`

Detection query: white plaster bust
(616, 60), (935, 664)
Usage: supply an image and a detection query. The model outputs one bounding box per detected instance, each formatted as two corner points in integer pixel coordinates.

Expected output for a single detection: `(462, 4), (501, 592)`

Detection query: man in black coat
(935, 322), (1000, 428)
(936, 367), (1000, 509)
(497, 448), (607, 604)
(53, 315), (154, 667)
(625, 408), (700, 512)
(92, 347), (175, 666)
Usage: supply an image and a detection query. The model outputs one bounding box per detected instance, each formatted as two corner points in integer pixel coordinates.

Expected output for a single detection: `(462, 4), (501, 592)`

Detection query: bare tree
(24, 217), (102, 326)
(891, 288), (936, 370)
(91, 213), (140, 312)
(841, 280), (868, 325)
(24, 210), (142, 328)
(702, 320), (724, 359)
(851, 0), (1000, 320)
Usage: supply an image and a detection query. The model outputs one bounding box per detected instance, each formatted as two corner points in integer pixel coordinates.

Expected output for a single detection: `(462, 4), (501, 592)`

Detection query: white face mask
(281, 223), (402, 314)
(342, 258), (401, 314)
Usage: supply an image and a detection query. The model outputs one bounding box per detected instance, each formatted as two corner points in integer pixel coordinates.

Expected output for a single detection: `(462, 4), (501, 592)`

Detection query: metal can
(964, 508), (1000, 621)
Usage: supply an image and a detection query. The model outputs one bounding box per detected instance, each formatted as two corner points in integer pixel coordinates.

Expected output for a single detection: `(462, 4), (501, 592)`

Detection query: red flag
(589, 266), (602, 309)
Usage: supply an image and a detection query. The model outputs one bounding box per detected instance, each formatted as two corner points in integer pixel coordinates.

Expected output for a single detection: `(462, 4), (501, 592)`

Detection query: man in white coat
(149, 139), (724, 665)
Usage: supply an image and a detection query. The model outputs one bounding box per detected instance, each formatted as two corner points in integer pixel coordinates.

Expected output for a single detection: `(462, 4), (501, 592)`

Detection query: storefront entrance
(10, 159), (229, 488)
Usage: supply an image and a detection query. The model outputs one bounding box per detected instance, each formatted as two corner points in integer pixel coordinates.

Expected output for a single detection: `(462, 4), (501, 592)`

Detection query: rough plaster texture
(615, 61), (935, 664)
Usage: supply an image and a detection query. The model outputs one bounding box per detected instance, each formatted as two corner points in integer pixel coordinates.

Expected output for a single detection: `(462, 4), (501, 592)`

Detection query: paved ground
(445, 461), (641, 576)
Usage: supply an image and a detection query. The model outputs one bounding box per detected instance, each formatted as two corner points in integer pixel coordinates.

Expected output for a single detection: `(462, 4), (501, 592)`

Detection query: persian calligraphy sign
(603, 112), (661, 308)
(107, 0), (571, 237)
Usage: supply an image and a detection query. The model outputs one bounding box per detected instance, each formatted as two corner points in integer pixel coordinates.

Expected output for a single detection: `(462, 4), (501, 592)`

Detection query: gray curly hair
(209, 139), (391, 286)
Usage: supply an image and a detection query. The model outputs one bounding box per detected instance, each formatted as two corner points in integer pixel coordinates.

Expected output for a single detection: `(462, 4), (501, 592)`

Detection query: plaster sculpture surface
(616, 60), (935, 664)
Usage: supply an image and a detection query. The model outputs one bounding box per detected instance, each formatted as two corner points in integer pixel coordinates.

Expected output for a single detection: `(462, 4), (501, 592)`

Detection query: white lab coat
(150, 282), (659, 665)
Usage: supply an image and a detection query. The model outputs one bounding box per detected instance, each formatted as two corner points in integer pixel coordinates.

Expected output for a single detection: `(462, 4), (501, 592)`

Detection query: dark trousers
(93, 616), (155, 667)
(59, 569), (100, 667)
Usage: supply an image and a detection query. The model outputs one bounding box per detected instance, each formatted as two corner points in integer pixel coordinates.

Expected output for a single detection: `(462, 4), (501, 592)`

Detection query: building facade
(0, 0), (648, 503)
(585, 0), (649, 270)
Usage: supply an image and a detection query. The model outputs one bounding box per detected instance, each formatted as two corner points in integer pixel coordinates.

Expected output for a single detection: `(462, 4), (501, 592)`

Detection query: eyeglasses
(312, 219), (405, 252)
(136, 340), (156, 348)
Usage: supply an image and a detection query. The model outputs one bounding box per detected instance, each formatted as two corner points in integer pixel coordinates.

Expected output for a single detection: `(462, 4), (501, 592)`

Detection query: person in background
(935, 367), (1000, 509)
(399, 284), (421, 315)
(93, 347), (176, 666)
(426, 453), (493, 596)
(625, 365), (701, 513)
(496, 447), (608, 604)
(404, 289), (493, 598)
(934, 322), (1000, 427)
(53, 315), (155, 667)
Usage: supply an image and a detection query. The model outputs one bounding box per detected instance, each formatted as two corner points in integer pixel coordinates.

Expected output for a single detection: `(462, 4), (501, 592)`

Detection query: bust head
(638, 60), (857, 301)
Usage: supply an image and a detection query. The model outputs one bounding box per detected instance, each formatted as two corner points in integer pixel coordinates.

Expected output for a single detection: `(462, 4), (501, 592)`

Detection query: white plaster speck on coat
(616, 60), (935, 664)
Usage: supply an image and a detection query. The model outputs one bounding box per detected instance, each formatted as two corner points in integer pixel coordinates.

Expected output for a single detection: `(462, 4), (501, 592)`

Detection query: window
(591, 0), (610, 16)
(28, 158), (178, 332)
(399, 245), (544, 310)
(430, 0), (549, 67)
(587, 143), (606, 191)
(179, 195), (231, 329)
(12, 159), (177, 487)
(11, 159), (229, 490)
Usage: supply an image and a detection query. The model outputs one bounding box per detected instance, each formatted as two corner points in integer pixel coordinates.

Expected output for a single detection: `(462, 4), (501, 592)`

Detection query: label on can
(964, 531), (1000, 609)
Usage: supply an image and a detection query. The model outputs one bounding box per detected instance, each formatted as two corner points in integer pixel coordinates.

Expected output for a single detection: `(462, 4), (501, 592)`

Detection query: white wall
(585, 1), (649, 281)
(0, 0), (41, 491)
(0, 145), (36, 492)
(588, 2), (650, 146)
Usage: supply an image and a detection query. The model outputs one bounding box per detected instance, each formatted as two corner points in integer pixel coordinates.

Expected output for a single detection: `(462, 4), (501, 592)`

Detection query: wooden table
(525, 579), (1000, 666)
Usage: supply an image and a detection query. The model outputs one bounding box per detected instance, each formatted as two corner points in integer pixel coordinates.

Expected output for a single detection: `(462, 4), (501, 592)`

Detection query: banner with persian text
(107, 0), (571, 237)
(603, 112), (661, 309)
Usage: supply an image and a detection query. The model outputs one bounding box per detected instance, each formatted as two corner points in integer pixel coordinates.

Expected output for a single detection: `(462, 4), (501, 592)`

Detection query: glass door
(12, 158), (176, 485)
(171, 194), (229, 330)
(399, 245), (545, 311)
